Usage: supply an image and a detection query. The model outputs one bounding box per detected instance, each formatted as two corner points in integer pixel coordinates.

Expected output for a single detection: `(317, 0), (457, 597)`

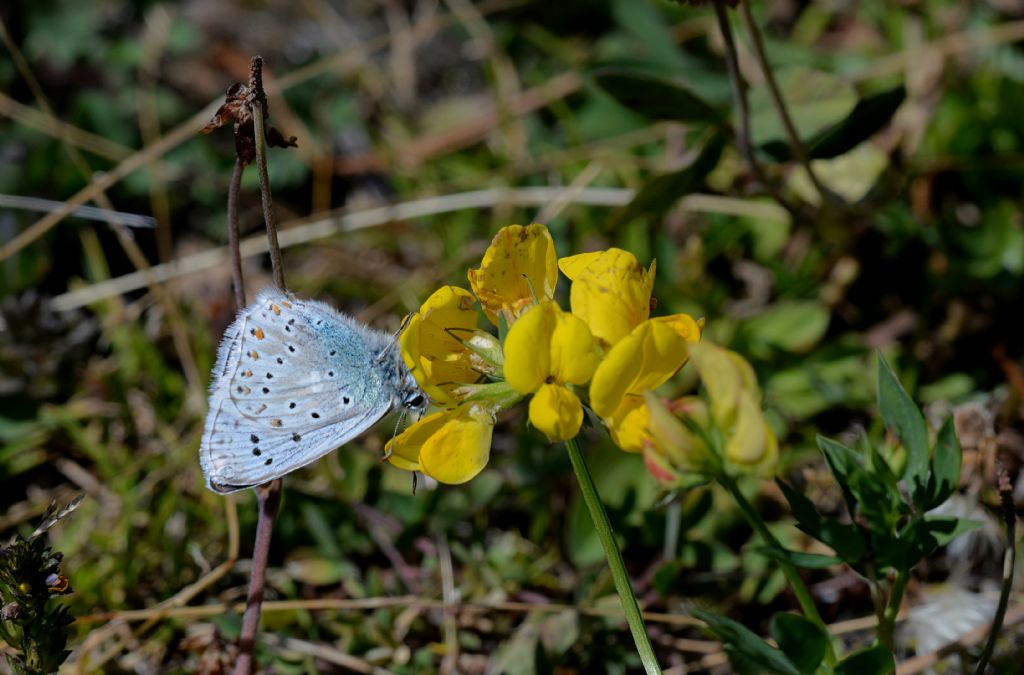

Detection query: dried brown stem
(974, 466), (1016, 674)
(227, 159), (247, 309)
(249, 60), (286, 290)
(234, 56), (289, 673)
(234, 479), (282, 675)
(711, 0), (796, 216)
(737, 0), (833, 206)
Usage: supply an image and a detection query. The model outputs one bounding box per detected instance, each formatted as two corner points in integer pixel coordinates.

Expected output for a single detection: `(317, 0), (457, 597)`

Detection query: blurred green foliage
(1, 0), (1023, 671)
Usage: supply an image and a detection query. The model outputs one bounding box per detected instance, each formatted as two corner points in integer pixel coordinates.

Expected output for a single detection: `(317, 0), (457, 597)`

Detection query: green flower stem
(879, 569), (908, 651)
(720, 475), (837, 668)
(565, 437), (662, 675)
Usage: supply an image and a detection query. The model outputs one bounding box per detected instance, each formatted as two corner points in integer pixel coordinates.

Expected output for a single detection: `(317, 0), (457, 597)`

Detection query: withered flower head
(200, 55), (298, 165)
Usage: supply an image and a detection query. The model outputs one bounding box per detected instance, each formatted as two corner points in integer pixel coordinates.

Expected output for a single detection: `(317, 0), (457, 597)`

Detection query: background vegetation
(1, 0), (1023, 672)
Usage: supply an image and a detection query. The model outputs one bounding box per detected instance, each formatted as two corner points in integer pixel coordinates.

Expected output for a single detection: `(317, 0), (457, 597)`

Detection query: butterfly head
(399, 369), (428, 414)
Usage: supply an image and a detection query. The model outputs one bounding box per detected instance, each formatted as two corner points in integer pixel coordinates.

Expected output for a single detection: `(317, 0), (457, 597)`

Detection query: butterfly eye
(404, 393), (426, 409)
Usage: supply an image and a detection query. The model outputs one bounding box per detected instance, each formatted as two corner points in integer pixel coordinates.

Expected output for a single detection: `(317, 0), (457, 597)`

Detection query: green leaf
(750, 68), (857, 149)
(593, 68), (723, 124)
(692, 608), (800, 675)
(745, 301), (831, 355)
(816, 436), (860, 514)
(616, 133), (725, 223)
(770, 613), (828, 674)
(877, 353), (930, 505)
(809, 86), (905, 158)
(901, 516), (983, 562)
(787, 143), (889, 207)
(776, 480), (866, 564)
(834, 643), (895, 675)
(849, 445), (904, 536)
(766, 86), (907, 161)
(610, 0), (687, 72)
(756, 545), (842, 569)
(925, 416), (962, 509)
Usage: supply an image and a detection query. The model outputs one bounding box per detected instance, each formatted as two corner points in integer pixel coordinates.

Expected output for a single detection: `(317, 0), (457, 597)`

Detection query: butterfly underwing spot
(251, 434), (259, 443)
(271, 303), (281, 316)
(343, 396), (350, 404)
(250, 350), (259, 360)
(311, 412), (320, 419)
(265, 458), (273, 465)
(250, 327), (265, 340)
(262, 387), (270, 394)
(328, 371), (334, 377)
(271, 419), (283, 428)
(266, 372), (273, 379)
(288, 345), (295, 352)
(252, 447), (261, 456)
(292, 433), (301, 442)
(289, 402), (296, 409)
(243, 370), (253, 378)
(276, 357), (283, 364)
(329, 350), (336, 356)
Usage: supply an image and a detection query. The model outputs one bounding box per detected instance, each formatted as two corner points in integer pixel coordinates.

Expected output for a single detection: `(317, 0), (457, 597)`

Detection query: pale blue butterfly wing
(200, 288), (415, 494)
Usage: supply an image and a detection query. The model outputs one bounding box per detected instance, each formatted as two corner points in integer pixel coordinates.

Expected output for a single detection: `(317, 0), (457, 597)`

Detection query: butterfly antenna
(375, 312), (414, 363)
(384, 408), (408, 462)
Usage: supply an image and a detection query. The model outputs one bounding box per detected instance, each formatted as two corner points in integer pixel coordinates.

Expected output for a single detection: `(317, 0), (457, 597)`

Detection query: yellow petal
(558, 251), (604, 281)
(567, 248), (654, 346)
(605, 395), (650, 453)
(590, 319), (688, 418)
(529, 383), (583, 442)
(401, 286), (480, 404)
(385, 409), (447, 472)
(653, 313), (702, 344)
(724, 392), (774, 469)
(686, 341), (759, 428)
(502, 300), (555, 394)
(549, 310), (600, 385)
(468, 224), (558, 326)
(386, 404), (494, 484)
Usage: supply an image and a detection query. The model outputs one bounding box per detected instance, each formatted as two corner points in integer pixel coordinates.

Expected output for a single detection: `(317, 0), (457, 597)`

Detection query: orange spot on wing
(250, 351), (259, 360)
(254, 328), (265, 340)
(271, 304), (281, 316)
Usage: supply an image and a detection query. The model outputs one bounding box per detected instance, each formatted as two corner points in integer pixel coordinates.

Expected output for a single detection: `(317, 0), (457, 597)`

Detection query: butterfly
(200, 288), (427, 494)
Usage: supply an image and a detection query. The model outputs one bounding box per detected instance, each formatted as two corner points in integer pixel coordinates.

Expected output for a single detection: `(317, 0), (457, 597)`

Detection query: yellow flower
(559, 248), (654, 346)
(401, 286), (484, 404)
(589, 315), (702, 420)
(468, 224), (558, 326)
(503, 301), (600, 441)
(386, 402), (496, 484)
(647, 344), (774, 481)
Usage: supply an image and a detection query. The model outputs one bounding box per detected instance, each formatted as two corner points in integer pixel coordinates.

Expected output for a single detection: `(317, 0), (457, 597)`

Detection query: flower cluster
(386, 223), (702, 484)
(644, 341), (779, 488)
